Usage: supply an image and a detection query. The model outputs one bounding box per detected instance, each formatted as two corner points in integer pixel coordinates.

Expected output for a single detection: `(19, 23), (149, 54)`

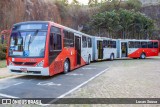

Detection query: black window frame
(82, 36), (87, 48)
(135, 42), (141, 48)
(88, 37), (92, 48)
(141, 42), (148, 48)
(148, 42), (153, 48)
(63, 30), (74, 47)
(49, 26), (62, 53)
(153, 42), (158, 48)
(129, 41), (135, 48)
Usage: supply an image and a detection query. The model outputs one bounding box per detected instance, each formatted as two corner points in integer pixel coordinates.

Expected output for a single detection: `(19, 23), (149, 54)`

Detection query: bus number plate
(20, 68), (28, 72)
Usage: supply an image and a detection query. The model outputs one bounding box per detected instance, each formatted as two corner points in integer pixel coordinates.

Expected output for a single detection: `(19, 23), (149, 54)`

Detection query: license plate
(20, 68), (28, 72)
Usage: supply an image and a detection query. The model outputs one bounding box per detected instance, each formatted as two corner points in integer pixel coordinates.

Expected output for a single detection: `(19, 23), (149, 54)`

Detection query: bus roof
(14, 21), (49, 26)
(14, 21), (93, 38)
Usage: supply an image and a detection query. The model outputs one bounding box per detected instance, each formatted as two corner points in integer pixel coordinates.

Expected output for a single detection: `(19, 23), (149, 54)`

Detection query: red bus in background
(117, 39), (159, 59)
(7, 21), (93, 76)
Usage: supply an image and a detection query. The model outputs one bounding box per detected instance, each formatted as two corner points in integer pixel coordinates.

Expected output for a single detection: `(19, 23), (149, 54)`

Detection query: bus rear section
(128, 40), (159, 59)
(7, 21), (93, 76)
(117, 39), (159, 59)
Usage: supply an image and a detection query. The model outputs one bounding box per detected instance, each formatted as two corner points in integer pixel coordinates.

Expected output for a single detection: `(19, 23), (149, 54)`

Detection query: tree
(88, 0), (98, 7)
(90, 10), (121, 37)
(90, 9), (155, 39)
(118, 9), (135, 38)
(61, 0), (69, 6)
(126, 0), (142, 10)
(71, 0), (80, 5)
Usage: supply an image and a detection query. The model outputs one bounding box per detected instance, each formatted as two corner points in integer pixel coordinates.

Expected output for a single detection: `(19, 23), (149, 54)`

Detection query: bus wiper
(29, 30), (39, 44)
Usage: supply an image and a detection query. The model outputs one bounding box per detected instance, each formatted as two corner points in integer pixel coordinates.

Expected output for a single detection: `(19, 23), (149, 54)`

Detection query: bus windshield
(9, 31), (47, 58)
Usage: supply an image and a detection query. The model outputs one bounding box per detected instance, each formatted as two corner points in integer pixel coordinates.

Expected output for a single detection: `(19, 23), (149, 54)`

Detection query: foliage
(126, 0), (142, 10)
(0, 44), (7, 60)
(88, 0), (99, 7)
(90, 9), (155, 39)
(71, 0), (80, 5)
(54, 0), (69, 19)
(99, 0), (142, 12)
(0, 60), (6, 68)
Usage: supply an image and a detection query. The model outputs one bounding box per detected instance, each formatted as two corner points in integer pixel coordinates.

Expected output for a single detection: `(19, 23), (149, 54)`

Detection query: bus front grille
(13, 62), (37, 66)
(11, 70), (41, 74)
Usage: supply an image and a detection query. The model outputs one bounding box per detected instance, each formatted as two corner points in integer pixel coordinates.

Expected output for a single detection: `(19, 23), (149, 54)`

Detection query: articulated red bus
(6, 21), (159, 76)
(7, 21), (92, 76)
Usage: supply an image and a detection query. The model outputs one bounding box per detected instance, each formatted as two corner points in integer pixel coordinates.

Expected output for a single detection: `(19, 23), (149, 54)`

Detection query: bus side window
(154, 42), (158, 48)
(103, 40), (107, 48)
(54, 33), (62, 50)
(82, 36), (87, 48)
(129, 41), (134, 48)
(148, 42), (153, 48)
(50, 26), (62, 51)
(49, 33), (54, 51)
(141, 42), (147, 48)
(64, 30), (74, 47)
(112, 41), (116, 48)
(135, 42), (141, 48)
(108, 40), (111, 48)
(88, 37), (92, 48)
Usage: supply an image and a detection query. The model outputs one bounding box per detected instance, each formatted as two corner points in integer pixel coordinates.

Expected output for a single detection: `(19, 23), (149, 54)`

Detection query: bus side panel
(128, 48), (139, 58)
(128, 48), (159, 58)
(49, 48), (86, 76)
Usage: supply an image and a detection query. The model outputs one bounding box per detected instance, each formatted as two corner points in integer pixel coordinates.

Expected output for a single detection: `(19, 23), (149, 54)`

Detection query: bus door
(75, 36), (81, 65)
(97, 40), (103, 59)
(121, 42), (128, 57)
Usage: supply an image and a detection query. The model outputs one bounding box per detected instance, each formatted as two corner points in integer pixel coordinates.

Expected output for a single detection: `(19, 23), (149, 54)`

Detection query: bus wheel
(87, 55), (91, 65)
(110, 54), (114, 61)
(63, 59), (70, 74)
(140, 53), (146, 59)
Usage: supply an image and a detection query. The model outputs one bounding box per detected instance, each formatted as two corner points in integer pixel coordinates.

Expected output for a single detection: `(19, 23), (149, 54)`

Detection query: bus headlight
(36, 61), (44, 67)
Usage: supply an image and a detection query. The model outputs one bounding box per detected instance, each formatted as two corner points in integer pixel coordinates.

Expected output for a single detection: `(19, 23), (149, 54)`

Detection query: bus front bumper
(7, 66), (50, 76)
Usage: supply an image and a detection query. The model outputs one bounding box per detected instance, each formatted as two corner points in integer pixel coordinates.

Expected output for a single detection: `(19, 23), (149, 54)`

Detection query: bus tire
(110, 53), (114, 61)
(140, 53), (146, 59)
(63, 59), (70, 74)
(87, 55), (91, 65)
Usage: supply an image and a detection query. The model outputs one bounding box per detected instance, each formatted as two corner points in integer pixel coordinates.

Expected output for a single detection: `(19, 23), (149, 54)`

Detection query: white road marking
(0, 93), (18, 98)
(82, 67), (96, 70)
(0, 82), (24, 90)
(48, 68), (109, 104)
(65, 73), (83, 76)
(58, 68), (109, 98)
(13, 82), (24, 86)
(37, 82), (61, 86)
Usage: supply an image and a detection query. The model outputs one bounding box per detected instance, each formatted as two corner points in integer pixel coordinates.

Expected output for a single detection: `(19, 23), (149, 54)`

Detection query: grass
(0, 60), (7, 68)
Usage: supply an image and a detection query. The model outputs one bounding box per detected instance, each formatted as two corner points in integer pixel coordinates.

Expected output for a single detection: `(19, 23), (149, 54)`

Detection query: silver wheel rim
(142, 54), (145, 59)
(111, 55), (113, 60)
(64, 61), (68, 72)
